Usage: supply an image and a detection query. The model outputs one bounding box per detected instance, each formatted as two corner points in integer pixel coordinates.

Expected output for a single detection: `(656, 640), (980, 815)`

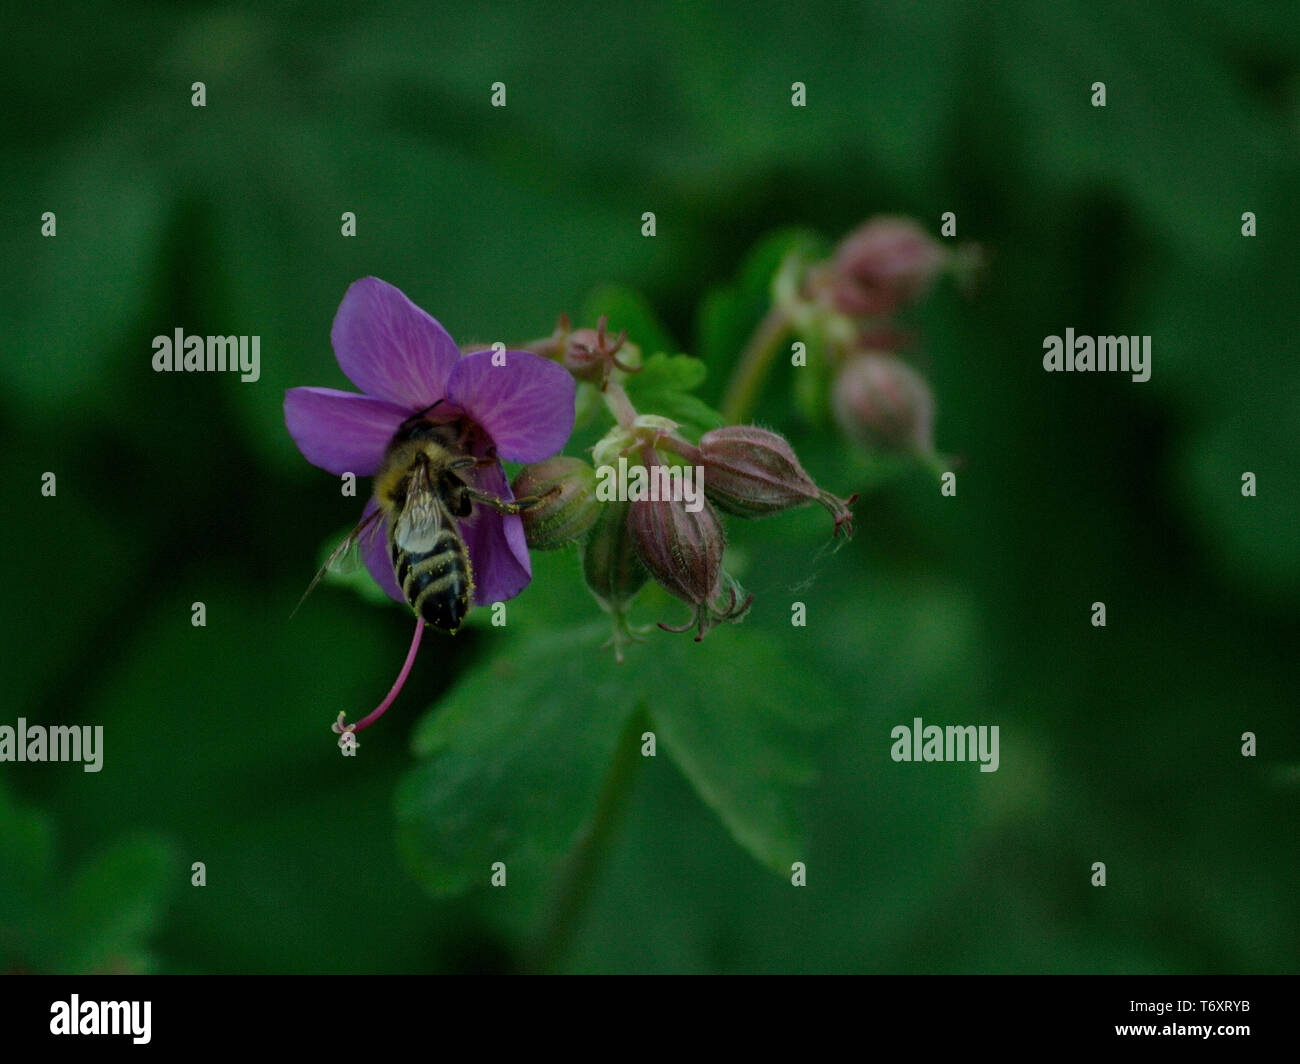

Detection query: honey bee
(297, 403), (555, 632)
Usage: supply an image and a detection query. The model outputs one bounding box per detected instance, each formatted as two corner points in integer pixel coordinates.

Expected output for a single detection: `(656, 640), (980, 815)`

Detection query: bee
(297, 402), (556, 632)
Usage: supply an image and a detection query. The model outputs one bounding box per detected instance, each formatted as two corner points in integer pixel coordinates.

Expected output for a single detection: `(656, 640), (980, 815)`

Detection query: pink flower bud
(626, 450), (750, 640)
(824, 216), (949, 317)
(832, 353), (934, 454)
(698, 425), (856, 537)
(628, 491), (725, 611)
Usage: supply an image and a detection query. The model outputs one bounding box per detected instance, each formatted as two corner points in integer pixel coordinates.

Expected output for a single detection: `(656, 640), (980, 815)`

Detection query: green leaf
(631, 351), (707, 393)
(647, 631), (836, 872)
(396, 623), (639, 900)
(396, 618), (838, 900)
(623, 352), (726, 435)
(579, 284), (678, 358)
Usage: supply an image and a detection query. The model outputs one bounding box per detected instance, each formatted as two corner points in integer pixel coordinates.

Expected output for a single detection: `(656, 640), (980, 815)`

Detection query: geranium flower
(284, 277), (575, 742)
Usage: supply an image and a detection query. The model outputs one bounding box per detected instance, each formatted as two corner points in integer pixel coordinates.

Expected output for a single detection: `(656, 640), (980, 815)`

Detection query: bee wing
(393, 468), (443, 553)
(322, 531), (362, 575)
(291, 507), (383, 618)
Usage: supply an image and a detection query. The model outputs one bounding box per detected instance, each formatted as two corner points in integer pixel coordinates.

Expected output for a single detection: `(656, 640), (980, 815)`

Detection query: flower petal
(445, 350), (576, 463)
(284, 387), (409, 476)
(331, 277), (462, 407)
(360, 498), (405, 605)
(458, 461), (532, 605)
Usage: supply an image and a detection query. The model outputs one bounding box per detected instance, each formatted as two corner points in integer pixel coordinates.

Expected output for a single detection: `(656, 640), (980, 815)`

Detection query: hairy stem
(603, 379), (640, 430)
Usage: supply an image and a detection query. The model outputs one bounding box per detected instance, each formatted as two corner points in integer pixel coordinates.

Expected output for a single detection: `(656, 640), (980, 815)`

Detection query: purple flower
(284, 277), (576, 608)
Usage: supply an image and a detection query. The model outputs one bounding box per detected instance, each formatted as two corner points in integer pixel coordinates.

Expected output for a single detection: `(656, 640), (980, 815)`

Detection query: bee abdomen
(392, 529), (472, 632)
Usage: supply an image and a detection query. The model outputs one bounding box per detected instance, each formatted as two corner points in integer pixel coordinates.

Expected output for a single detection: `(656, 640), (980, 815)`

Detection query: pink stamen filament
(351, 617), (425, 733)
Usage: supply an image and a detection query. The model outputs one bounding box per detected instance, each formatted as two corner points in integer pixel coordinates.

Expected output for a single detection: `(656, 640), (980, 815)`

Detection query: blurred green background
(2, 0), (1297, 973)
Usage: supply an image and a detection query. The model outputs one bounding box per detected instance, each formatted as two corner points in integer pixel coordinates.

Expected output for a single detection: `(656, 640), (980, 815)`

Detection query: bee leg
(399, 399), (446, 431)
(446, 455), (513, 483)
(465, 485), (561, 515)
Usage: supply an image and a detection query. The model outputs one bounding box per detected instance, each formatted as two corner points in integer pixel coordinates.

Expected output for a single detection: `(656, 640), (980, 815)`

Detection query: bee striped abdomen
(391, 527), (472, 633)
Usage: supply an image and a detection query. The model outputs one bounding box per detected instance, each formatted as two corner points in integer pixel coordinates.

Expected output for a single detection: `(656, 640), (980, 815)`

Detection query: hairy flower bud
(699, 425), (856, 537)
(582, 500), (651, 661)
(626, 454), (751, 640)
(582, 500), (648, 613)
(511, 457), (599, 550)
(821, 216), (949, 317)
(832, 352), (934, 454)
(629, 492), (724, 608)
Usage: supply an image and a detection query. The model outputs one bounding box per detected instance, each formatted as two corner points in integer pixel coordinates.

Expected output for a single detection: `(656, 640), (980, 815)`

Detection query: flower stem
(527, 704), (648, 971)
(603, 380), (640, 430)
(352, 617), (424, 733)
(720, 308), (790, 424)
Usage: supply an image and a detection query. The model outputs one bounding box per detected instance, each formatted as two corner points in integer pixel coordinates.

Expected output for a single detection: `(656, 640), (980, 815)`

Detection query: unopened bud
(699, 425), (856, 537)
(629, 492), (723, 607)
(832, 353), (934, 455)
(627, 461), (750, 640)
(583, 500), (651, 661)
(821, 216), (949, 317)
(583, 500), (648, 612)
(511, 457), (599, 550)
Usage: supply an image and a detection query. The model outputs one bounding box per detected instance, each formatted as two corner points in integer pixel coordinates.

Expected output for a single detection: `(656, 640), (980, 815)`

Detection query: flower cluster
(287, 218), (970, 741)
(768, 215), (981, 458)
(509, 335), (855, 655)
